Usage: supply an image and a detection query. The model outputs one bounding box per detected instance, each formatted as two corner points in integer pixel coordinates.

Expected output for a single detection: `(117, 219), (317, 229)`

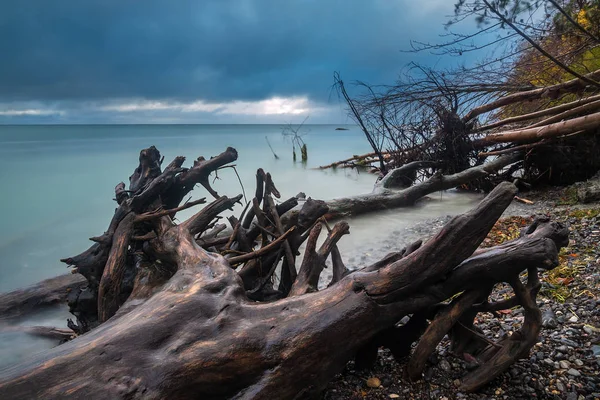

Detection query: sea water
(0, 124), (375, 292)
(0, 124), (483, 368)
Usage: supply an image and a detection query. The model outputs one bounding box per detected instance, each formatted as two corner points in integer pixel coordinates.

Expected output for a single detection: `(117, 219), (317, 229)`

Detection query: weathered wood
(474, 110), (600, 147)
(376, 160), (440, 189)
(473, 93), (600, 133)
(325, 154), (520, 217)
(463, 68), (600, 122)
(315, 151), (392, 169)
(0, 274), (85, 319)
(407, 289), (484, 380)
(0, 148), (569, 400)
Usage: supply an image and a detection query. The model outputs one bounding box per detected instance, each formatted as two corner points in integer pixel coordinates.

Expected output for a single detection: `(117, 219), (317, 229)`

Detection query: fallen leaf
(555, 277), (574, 285)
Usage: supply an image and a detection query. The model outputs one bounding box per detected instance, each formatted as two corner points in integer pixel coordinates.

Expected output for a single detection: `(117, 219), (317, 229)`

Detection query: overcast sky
(0, 0), (476, 124)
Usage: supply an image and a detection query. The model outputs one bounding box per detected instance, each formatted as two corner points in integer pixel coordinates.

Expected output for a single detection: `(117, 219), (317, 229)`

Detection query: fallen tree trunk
(474, 110), (600, 146)
(324, 154), (520, 217)
(0, 274), (85, 319)
(473, 93), (600, 133)
(463, 68), (600, 122)
(376, 160), (440, 189)
(0, 147), (568, 399)
(315, 150), (392, 170)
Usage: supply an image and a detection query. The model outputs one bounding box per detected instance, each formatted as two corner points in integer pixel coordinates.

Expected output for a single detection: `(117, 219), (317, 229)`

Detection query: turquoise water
(0, 124), (377, 292)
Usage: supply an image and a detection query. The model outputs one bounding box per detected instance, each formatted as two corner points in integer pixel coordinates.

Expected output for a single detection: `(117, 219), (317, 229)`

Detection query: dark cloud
(0, 0), (458, 107)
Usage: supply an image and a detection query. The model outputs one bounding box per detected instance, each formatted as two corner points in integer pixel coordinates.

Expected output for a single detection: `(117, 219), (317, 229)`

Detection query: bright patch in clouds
(101, 96), (314, 116)
(0, 96), (334, 123)
(0, 109), (65, 116)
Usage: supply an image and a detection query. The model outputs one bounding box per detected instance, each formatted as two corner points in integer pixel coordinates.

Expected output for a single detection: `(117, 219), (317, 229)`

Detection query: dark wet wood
(325, 154), (521, 218)
(0, 148), (569, 399)
(0, 274), (85, 319)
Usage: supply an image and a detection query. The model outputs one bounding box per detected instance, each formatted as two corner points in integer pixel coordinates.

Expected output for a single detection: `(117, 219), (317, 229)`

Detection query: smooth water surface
(0, 124), (377, 292)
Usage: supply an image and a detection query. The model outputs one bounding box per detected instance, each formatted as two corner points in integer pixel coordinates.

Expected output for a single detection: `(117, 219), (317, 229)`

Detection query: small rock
(584, 324), (600, 334)
(543, 310), (558, 328)
(366, 377), (381, 388)
(567, 368), (581, 377)
(560, 360), (571, 369)
(423, 368), (434, 381)
(574, 359), (584, 366)
(557, 381), (567, 392)
(569, 315), (579, 323)
(560, 338), (579, 347)
(439, 360), (451, 372)
(388, 395), (400, 399)
(592, 345), (600, 357)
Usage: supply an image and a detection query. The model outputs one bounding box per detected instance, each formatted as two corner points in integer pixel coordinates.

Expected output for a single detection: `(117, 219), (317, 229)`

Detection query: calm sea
(0, 124), (378, 291)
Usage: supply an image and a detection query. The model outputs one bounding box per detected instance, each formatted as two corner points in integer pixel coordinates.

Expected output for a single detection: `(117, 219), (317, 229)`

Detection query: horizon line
(0, 123), (356, 127)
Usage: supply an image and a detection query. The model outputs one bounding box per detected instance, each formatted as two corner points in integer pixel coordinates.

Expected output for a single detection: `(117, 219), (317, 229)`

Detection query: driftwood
(325, 153), (520, 217)
(376, 160), (441, 189)
(473, 93), (600, 133)
(463, 68), (600, 122)
(0, 147), (568, 399)
(0, 274), (85, 319)
(474, 110), (600, 147)
(315, 150), (392, 170)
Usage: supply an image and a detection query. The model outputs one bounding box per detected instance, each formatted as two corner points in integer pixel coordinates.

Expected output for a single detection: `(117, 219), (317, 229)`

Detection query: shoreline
(323, 192), (600, 400)
(0, 187), (598, 397)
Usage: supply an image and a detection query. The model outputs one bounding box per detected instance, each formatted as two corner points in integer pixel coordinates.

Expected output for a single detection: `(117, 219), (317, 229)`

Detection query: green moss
(557, 186), (579, 205)
(540, 258), (580, 303)
(569, 208), (600, 219)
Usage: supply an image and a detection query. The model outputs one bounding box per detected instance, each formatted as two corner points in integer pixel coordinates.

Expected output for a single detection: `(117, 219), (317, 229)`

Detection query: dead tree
(325, 153), (521, 217)
(0, 147), (567, 399)
(281, 115), (310, 162)
(329, 0), (600, 187)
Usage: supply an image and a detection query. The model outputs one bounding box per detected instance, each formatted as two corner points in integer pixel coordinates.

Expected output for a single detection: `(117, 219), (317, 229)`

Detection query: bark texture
(0, 147), (568, 400)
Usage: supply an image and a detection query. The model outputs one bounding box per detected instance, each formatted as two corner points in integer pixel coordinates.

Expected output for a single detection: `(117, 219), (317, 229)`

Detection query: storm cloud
(0, 0), (466, 123)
